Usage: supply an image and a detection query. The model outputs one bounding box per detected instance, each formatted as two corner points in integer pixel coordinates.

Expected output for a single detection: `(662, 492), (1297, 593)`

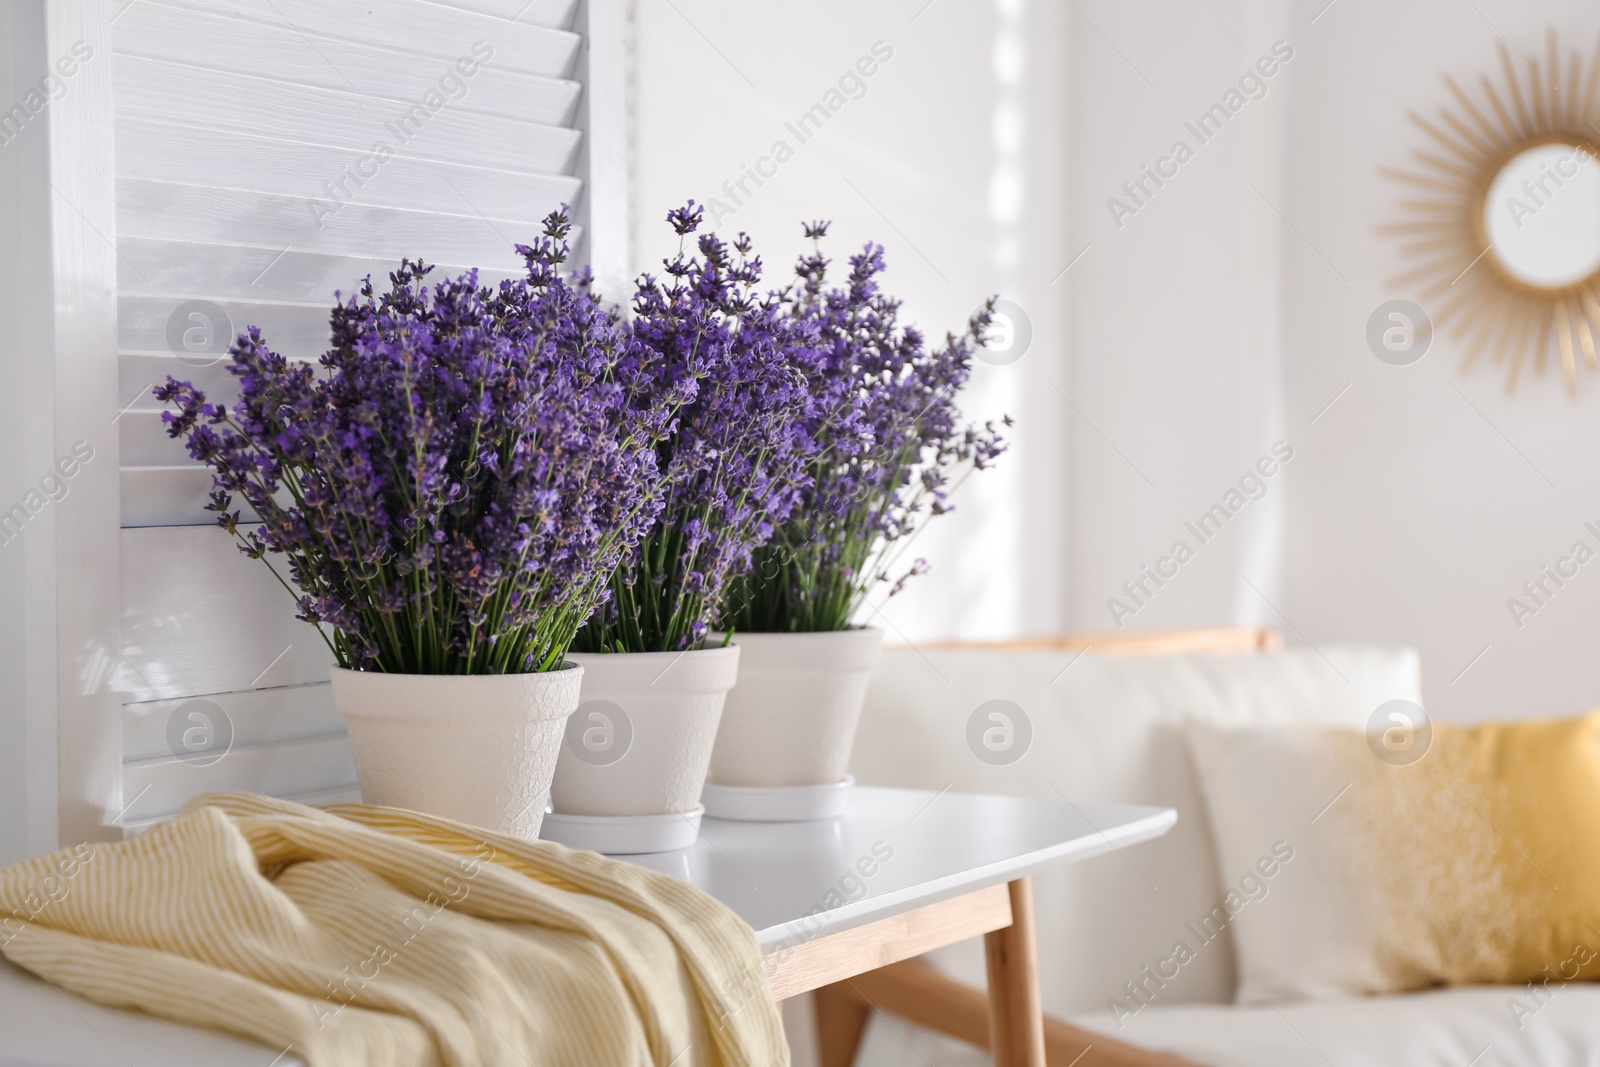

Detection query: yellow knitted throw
(0, 793), (787, 1066)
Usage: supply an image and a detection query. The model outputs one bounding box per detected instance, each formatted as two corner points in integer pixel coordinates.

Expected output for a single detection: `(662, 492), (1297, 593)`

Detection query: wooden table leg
(984, 877), (1047, 1067)
(814, 982), (873, 1067)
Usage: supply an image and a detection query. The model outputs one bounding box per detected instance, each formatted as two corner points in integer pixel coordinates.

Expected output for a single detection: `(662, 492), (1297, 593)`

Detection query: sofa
(828, 636), (1600, 1067)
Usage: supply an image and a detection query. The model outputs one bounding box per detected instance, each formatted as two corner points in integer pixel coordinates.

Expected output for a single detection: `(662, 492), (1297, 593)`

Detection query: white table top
(631, 786), (1177, 951)
(0, 787), (1175, 1066)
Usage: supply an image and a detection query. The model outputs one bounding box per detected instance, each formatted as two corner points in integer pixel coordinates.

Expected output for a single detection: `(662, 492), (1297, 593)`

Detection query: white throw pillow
(1185, 713), (1600, 1006)
(1185, 721), (1387, 1005)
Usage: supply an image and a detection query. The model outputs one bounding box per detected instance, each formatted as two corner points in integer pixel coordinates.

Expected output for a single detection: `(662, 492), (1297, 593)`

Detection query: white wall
(1062, 0), (1292, 637)
(633, 0), (1072, 644)
(995, 0), (1600, 725)
(636, 0), (1600, 727)
(1279, 0), (1600, 723)
(632, 0), (1304, 655)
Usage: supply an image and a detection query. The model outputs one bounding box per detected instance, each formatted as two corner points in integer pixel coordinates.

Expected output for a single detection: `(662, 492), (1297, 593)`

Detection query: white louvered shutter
(111, 0), (620, 829)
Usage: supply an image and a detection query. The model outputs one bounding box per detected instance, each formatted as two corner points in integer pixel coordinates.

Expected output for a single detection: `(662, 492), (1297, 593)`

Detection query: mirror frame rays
(1383, 31), (1600, 397)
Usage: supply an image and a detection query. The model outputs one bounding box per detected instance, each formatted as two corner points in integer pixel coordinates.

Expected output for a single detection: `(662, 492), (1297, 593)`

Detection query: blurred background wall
(633, 0), (1600, 728)
(634, 0), (1073, 652)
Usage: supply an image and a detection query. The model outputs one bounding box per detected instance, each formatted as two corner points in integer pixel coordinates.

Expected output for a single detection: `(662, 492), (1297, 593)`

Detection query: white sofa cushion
(851, 986), (1600, 1066)
(1068, 985), (1600, 1067)
(848, 644), (1422, 1016)
(0, 955), (299, 1066)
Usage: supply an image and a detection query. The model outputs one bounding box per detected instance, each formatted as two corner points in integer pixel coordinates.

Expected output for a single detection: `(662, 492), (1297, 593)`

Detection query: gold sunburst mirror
(1383, 31), (1600, 396)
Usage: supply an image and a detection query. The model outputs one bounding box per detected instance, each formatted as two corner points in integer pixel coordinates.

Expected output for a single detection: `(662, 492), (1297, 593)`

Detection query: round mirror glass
(1484, 143), (1600, 288)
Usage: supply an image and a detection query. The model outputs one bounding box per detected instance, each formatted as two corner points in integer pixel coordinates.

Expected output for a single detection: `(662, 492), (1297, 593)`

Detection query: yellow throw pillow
(1186, 710), (1600, 1003)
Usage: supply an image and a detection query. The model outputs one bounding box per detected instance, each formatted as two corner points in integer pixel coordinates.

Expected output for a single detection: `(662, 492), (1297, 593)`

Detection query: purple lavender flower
(721, 220), (1010, 633)
(156, 209), (671, 674)
(574, 203), (819, 653)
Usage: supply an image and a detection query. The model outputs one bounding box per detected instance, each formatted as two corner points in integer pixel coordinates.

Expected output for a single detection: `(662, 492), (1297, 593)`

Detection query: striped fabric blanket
(0, 793), (786, 1066)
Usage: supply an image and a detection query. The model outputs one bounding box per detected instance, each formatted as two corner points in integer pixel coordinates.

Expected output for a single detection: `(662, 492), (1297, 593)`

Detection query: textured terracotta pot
(550, 645), (741, 817)
(331, 664), (581, 839)
(707, 628), (884, 787)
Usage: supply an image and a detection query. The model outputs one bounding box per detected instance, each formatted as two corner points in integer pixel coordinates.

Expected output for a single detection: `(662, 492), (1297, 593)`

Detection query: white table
(0, 788), (1176, 1067)
(635, 786), (1174, 953)
(635, 786), (1177, 1066)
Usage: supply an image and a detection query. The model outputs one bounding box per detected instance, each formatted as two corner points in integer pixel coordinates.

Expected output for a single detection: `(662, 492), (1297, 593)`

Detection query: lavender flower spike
(156, 208), (673, 674)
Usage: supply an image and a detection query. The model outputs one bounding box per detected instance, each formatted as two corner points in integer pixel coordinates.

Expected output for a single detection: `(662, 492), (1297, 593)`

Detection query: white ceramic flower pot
(549, 644), (742, 817)
(330, 664), (581, 840)
(707, 628), (884, 788)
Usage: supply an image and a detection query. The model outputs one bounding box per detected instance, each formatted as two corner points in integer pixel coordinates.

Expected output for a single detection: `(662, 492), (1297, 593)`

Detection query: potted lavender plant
(705, 224), (1008, 819)
(542, 205), (815, 854)
(157, 212), (669, 840)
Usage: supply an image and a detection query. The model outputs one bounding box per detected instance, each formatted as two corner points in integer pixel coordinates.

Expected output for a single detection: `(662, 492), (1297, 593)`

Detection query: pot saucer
(540, 806), (703, 854)
(700, 775), (854, 822)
